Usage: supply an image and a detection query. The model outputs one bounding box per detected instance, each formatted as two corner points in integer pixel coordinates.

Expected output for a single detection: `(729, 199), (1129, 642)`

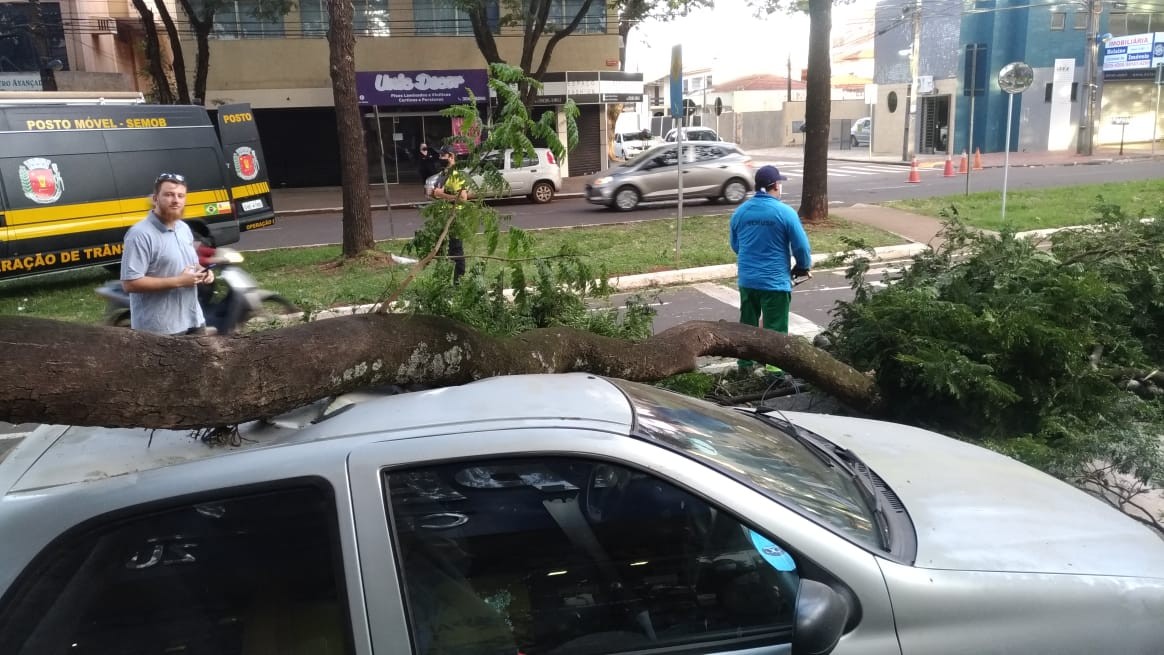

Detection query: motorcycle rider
(120, 173), (216, 335)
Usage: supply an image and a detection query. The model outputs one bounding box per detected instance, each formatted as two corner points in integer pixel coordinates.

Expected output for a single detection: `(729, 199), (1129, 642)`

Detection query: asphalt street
(608, 264), (896, 337)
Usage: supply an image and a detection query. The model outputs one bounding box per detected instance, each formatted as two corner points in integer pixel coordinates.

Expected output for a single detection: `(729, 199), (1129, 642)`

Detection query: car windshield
(610, 379), (881, 550)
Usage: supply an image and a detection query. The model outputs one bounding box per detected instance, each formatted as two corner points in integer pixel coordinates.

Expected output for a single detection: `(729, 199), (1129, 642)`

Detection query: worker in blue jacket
(729, 165), (812, 371)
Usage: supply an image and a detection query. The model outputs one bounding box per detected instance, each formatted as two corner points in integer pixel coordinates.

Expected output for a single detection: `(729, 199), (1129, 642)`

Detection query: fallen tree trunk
(1, 315), (882, 429)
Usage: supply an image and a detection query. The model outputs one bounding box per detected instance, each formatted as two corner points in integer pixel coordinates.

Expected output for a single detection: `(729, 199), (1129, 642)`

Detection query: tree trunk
(154, 0), (190, 104)
(176, 0), (213, 105)
(0, 316), (882, 430)
(130, 0), (175, 104)
(798, 0), (832, 222)
(327, 0), (374, 257)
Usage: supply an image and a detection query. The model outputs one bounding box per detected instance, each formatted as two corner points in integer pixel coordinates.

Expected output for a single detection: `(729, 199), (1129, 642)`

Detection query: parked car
(613, 130), (656, 159)
(850, 117), (872, 147)
(586, 141), (754, 211)
(2, 373), (1162, 655)
(664, 126), (721, 142)
(424, 147), (561, 203)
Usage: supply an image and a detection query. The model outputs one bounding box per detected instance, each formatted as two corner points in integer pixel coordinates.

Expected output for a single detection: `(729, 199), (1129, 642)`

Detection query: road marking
(691, 283), (822, 337)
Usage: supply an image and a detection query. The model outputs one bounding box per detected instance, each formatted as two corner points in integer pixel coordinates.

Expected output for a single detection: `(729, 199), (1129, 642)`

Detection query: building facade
(182, 0), (626, 186)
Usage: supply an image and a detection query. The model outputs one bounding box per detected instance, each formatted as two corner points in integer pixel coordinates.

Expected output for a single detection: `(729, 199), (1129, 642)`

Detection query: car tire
(529, 181), (555, 204)
(850, 135), (859, 147)
(720, 178), (748, 204)
(613, 186), (640, 211)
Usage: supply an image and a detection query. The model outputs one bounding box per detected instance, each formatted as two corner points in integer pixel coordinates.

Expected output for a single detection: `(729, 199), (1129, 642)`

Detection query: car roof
(0, 374), (634, 494)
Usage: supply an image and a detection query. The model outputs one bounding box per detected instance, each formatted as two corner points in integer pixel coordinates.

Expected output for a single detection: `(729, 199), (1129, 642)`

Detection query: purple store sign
(356, 69), (488, 106)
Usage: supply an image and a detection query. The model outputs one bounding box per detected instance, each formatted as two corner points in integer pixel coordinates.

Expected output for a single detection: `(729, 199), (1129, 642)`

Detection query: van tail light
(545, 151), (556, 165)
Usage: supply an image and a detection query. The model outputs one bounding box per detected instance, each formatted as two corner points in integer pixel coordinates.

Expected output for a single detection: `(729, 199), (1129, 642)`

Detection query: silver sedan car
(586, 141), (754, 211)
(1, 373), (1162, 655)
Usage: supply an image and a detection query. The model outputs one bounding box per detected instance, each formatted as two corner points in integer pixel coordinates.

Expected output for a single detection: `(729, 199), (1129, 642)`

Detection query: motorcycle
(95, 248), (299, 334)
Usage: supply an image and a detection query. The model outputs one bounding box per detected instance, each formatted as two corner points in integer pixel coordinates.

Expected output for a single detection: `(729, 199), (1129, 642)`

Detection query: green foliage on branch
(827, 202), (1164, 488)
(401, 64), (652, 341)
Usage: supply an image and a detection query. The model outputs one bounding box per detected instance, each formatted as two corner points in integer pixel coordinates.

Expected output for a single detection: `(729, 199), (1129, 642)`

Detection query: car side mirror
(791, 579), (849, 655)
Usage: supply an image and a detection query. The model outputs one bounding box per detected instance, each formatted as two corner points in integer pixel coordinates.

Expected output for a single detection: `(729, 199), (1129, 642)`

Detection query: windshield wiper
(826, 444), (893, 551)
(750, 411), (893, 551)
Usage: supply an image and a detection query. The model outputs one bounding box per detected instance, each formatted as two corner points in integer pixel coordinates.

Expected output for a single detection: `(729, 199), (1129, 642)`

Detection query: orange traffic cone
(942, 153), (956, 177)
(906, 158), (922, 183)
(973, 147), (984, 171)
(957, 150), (968, 174)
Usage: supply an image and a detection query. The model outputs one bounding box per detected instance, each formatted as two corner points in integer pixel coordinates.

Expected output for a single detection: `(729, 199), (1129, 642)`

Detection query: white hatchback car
(425, 147), (561, 204)
(2, 373), (1162, 655)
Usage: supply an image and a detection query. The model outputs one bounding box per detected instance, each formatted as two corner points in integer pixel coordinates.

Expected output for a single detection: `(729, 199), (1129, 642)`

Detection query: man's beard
(157, 205), (184, 221)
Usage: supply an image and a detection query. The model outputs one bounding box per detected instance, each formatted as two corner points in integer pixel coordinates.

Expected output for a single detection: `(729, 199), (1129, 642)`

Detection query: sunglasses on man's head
(155, 172), (186, 185)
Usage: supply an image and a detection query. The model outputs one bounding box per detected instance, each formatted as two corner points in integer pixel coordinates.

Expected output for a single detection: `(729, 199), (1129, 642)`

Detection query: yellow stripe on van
(3, 190), (231, 226)
(231, 181), (270, 199)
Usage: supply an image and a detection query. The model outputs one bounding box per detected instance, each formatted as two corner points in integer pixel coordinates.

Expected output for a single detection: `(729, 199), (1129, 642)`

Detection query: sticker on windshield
(749, 529), (797, 572)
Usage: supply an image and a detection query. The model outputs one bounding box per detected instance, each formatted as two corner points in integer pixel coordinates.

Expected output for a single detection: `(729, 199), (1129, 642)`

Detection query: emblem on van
(18, 157), (64, 204)
(232, 147), (260, 181)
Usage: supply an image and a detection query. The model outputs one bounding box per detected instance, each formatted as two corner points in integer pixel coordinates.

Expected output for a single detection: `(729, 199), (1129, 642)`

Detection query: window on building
(1050, 11), (1066, 30)
(301, 0), (390, 36)
(386, 457), (800, 655)
(1073, 11), (1088, 29)
(1125, 12), (1151, 34)
(0, 484), (350, 655)
(547, 0), (606, 34)
(412, 0), (499, 36)
(210, 0), (286, 38)
(1108, 12), (1127, 34)
(0, 2), (70, 72)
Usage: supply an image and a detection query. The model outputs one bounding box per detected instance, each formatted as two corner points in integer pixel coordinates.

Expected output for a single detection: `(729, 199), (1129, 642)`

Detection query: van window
(108, 147), (230, 200)
(0, 152), (117, 211)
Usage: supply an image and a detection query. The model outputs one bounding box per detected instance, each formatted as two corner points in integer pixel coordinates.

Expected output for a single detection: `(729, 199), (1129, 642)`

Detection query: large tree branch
(0, 317), (882, 429)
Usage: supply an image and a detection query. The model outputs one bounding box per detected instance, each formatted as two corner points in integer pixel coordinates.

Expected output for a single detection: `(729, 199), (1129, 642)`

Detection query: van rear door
(216, 104), (275, 232)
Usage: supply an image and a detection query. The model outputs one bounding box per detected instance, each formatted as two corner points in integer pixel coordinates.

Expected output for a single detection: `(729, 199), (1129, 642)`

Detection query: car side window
(482, 152), (505, 170)
(516, 153), (539, 168)
(694, 145), (722, 161)
(385, 457), (799, 655)
(0, 484), (351, 655)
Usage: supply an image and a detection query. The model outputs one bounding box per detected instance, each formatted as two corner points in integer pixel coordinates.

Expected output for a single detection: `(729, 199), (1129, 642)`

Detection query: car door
(499, 150), (528, 197)
(634, 145), (683, 202)
(348, 429), (901, 655)
(682, 144), (724, 197)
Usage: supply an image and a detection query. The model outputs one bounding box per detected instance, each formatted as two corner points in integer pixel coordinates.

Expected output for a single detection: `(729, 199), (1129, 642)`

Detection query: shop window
(300, 0), (390, 37)
(1050, 12), (1066, 30)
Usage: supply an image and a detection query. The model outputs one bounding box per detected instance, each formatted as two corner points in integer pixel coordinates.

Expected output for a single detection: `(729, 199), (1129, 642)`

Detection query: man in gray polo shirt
(120, 173), (215, 335)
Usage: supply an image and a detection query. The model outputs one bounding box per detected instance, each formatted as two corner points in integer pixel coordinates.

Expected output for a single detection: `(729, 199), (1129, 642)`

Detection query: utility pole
(901, 0), (921, 162)
(787, 53), (792, 101)
(1078, 0), (1102, 155)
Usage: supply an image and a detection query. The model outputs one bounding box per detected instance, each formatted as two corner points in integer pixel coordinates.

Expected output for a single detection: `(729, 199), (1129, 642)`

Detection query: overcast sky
(625, 2), (875, 83)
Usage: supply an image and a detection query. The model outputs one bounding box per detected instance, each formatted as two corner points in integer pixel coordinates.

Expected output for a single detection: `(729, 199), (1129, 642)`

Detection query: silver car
(586, 141), (754, 211)
(425, 147), (561, 203)
(1, 373), (1162, 655)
